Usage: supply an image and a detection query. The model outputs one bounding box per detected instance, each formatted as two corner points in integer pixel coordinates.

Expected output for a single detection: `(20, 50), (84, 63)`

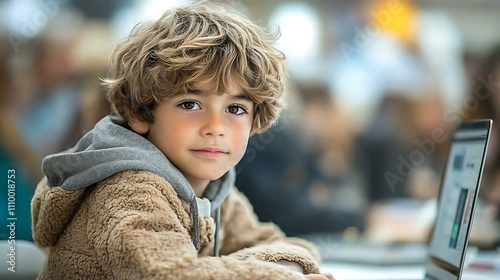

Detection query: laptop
(421, 119), (492, 279)
(316, 120), (493, 280)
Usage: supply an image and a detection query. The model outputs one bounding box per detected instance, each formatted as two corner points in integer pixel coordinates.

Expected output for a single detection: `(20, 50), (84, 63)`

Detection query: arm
(86, 172), (307, 280)
(219, 187), (321, 274)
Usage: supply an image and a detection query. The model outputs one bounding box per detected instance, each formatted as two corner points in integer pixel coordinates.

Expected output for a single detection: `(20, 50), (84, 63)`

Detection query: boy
(32, 2), (334, 279)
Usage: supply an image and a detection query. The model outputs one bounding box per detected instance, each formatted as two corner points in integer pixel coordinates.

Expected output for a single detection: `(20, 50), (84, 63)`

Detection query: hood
(33, 115), (235, 252)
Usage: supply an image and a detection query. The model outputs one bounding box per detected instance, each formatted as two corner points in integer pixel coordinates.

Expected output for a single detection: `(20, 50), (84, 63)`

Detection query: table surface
(320, 262), (500, 280)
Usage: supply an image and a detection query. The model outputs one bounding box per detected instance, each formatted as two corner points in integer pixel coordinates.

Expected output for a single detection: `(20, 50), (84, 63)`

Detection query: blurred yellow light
(368, 0), (417, 44)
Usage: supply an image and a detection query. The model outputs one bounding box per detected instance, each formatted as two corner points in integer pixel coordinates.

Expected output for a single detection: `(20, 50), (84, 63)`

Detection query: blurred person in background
(1, 9), (109, 242)
(296, 82), (367, 216)
(355, 91), (446, 204)
(0, 35), (36, 241)
(236, 81), (365, 237)
(462, 45), (500, 244)
(4, 9), (109, 173)
(328, 0), (445, 204)
(357, 89), (448, 243)
(18, 11), (88, 159)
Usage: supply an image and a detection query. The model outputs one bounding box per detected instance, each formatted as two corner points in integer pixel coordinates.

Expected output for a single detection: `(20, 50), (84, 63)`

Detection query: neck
(185, 177), (210, 197)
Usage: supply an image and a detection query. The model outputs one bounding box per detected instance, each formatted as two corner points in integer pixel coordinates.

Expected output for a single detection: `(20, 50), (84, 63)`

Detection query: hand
(304, 273), (335, 280)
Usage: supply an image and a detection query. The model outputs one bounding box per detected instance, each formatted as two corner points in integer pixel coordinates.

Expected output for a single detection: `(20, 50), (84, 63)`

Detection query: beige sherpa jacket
(32, 170), (321, 279)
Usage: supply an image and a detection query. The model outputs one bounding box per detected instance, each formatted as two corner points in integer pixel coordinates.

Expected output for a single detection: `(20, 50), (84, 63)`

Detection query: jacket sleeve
(85, 171), (308, 280)
(219, 187), (321, 274)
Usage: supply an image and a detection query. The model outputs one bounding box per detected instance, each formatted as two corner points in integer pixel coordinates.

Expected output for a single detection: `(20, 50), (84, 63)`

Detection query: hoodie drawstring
(190, 198), (200, 250)
(213, 207), (220, 256)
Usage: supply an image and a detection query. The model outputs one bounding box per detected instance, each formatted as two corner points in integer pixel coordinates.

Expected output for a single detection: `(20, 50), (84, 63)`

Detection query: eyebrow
(230, 93), (252, 102)
(185, 89), (253, 102)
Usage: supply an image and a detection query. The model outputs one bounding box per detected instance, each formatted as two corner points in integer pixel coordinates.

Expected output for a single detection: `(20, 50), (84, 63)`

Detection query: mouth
(190, 147), (229, 158)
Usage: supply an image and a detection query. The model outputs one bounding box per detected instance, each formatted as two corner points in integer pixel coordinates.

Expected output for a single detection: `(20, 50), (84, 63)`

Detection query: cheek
(230, 126), (251, 159)
(237, 134), (250, 153)
(151, 119), (192, 153)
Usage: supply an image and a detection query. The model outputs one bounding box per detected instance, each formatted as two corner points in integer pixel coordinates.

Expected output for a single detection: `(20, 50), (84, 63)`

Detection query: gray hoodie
(42, 115), (235, 255)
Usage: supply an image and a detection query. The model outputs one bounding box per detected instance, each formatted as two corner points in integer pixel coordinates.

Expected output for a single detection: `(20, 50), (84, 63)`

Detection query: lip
(190, 147), (228, 158)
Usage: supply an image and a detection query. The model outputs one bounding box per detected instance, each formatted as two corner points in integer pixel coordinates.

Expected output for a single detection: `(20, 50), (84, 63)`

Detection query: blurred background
(1, 0), (500, 249)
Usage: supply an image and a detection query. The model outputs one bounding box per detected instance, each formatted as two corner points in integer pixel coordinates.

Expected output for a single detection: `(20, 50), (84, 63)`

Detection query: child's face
(131, 78), (254, 189)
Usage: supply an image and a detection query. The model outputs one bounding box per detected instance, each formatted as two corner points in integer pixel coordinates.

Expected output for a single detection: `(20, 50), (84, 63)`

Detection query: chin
(199, 170), (228, 181)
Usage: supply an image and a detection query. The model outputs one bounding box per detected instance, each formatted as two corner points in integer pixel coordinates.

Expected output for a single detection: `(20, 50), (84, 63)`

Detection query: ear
(127, 114), (150, 134)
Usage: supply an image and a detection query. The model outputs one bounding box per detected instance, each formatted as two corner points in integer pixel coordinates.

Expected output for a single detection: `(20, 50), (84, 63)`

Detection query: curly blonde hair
(102, 2), (286, 133)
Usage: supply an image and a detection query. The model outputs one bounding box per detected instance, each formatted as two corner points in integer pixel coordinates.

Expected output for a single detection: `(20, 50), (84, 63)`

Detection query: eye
(226, 104), (248, 115)
(178, 100), (201, 111)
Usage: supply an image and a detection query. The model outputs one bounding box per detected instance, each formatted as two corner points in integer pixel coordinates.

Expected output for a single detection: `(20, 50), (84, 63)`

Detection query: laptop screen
(427, 120), (491, 277)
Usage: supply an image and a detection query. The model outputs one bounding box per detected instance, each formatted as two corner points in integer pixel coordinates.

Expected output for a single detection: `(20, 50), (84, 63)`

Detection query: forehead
(191, 78), (243, 95)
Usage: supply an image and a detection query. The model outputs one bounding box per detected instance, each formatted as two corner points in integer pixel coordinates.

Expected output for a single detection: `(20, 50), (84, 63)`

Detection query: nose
(200, 111), (226, 137)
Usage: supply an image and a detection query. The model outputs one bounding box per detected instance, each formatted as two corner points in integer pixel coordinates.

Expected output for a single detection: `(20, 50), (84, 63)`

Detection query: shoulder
(221, 186), (247, 208)
(220, 186), (256, 219)
(100, 169), (168, 186)
(93, 170), (180, 203)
